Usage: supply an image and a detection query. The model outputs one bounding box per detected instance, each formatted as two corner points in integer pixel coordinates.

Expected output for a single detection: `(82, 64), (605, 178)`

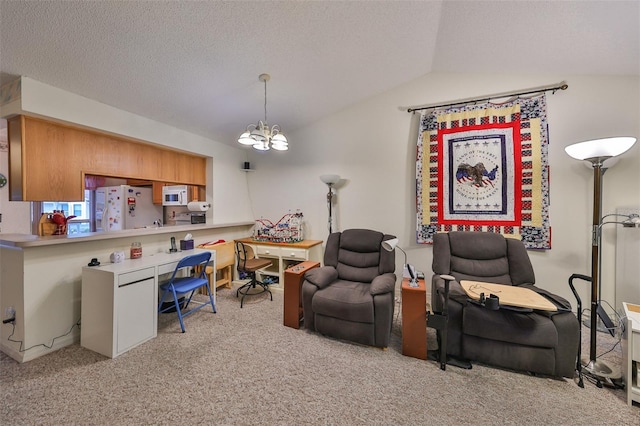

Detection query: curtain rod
(404, 81), (568, 113)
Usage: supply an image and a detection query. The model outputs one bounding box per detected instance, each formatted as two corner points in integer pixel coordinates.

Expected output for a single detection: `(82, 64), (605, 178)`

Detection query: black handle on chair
(568, 273), (590, 388)
(438, 274), (455, 371)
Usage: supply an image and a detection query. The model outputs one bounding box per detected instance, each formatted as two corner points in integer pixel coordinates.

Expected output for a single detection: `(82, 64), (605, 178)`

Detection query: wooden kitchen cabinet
(7, 115), (207, 201)
(126, 179), (153, 186)
(127, 180), (164, 204)
(152, 182), (167, 204)
(8, 115), (84, 201)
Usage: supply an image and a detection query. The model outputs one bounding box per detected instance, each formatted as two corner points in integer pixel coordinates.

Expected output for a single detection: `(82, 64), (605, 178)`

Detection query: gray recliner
(302, 229), (396, 348)
(431, 231), (579, 378)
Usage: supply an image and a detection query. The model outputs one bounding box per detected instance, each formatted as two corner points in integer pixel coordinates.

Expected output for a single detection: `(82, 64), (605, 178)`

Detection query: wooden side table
(401, 277), (427, 360)
(283, 261), (320, 328)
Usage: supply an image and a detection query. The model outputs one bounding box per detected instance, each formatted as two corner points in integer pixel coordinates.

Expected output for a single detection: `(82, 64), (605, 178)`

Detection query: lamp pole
(327, 184), (334, 233)
(588, 157), (604, 364)
(320, 174), (341, 234)
(564, 136), (637, 386)
(584, 156), (621, 380)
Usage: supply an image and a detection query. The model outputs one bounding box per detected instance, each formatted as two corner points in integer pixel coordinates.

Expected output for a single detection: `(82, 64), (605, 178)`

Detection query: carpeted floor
(1, 286), (639, 425)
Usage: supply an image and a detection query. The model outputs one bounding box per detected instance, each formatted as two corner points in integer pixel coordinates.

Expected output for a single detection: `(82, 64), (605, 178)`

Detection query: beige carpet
(1, 287), (639, 425)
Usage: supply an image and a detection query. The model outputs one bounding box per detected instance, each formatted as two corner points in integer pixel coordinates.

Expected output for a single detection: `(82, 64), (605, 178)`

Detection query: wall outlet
(4, 306), (15, 320)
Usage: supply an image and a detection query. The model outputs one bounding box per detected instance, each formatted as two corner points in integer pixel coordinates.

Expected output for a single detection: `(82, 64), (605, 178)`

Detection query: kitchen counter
(0, 221), (253, 248)
(0, 221), (254, 362)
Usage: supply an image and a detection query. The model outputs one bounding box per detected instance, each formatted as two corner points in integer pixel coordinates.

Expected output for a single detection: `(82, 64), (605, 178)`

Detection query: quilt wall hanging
(416, 94), (551, 249)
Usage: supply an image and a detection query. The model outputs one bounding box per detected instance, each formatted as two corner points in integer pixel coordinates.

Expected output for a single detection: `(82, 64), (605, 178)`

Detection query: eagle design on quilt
(456, 162), (498, 188)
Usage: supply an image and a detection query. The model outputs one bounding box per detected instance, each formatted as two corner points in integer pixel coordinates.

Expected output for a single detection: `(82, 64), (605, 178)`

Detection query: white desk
(234, 238), (323, 288)
(81, 248), (215, 358)
(622, 302), (640, 406)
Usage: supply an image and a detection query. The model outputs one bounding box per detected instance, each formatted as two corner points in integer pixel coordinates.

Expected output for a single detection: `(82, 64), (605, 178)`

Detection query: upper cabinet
(7, 115), (207, 201)
(8, 115), (83, 201)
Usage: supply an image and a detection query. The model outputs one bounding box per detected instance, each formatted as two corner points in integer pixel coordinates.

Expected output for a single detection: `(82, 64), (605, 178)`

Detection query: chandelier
(238, 73), (288, 151)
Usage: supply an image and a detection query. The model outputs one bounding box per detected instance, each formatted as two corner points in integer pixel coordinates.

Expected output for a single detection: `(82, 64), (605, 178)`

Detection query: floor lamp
(320, 174), (340, 233)
(564, 136), (637, 382)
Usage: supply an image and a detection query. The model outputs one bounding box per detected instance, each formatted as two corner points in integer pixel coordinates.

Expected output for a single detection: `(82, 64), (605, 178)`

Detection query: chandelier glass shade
(238, 73), (288, 151)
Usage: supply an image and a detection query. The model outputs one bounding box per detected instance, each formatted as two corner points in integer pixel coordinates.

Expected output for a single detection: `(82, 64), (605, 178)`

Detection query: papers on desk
(623, 302), (640, 331)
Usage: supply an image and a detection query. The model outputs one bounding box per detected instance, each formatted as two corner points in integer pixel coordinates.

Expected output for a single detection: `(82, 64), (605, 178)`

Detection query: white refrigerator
(96, 185), (163, 232)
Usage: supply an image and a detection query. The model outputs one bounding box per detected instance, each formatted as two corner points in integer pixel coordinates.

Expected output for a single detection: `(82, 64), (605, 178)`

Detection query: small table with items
(283, 261), (320, 328)
(401, 277), (427, 360)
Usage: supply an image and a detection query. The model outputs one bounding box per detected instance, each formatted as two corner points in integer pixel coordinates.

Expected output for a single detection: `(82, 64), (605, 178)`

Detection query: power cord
(599, 299), (625, 337)
(4, 318), (81, 353)
(582, 304), (624, 356)
(580, 303), (625, 388)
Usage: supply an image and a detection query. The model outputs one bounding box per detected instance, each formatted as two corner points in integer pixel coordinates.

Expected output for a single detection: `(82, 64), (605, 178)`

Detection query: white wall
(0, 131), (32, 234)
(246, 73), (640, 312)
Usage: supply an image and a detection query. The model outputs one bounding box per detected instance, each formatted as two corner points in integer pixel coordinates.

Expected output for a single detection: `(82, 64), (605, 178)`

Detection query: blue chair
(158, 252), (216, 332)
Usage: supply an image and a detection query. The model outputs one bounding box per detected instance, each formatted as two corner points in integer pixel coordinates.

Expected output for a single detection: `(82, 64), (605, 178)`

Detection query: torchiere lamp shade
(564, 137), (636, 161)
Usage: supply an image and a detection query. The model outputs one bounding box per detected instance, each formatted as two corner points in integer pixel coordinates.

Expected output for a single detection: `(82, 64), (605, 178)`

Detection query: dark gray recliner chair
(431, 231), (579, 378)
(302, 229), (396, 348)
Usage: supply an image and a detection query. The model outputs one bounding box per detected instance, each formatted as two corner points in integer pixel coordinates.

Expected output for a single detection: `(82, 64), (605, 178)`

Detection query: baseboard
(0, 331), (79, 363)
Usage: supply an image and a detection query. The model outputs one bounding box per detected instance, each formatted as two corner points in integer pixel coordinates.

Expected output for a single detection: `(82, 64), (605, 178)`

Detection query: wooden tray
(460, 280), (557, 311)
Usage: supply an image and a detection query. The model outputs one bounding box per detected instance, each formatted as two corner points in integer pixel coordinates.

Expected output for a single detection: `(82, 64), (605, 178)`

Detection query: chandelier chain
(264, 77), (268, 124)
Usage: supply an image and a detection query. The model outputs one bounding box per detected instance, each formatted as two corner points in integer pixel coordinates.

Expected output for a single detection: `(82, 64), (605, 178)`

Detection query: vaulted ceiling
(1, 1), (638, 146)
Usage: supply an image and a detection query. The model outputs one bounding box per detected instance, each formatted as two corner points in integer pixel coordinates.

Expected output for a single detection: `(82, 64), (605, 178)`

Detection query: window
(37, 190), (93, 235)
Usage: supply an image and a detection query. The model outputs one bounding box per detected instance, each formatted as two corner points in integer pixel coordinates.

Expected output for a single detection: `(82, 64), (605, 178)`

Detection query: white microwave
(162, 185), (189, 206)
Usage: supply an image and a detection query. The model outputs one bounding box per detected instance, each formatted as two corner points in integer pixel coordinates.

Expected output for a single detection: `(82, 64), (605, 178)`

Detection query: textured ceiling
(1, 1), (638, 146)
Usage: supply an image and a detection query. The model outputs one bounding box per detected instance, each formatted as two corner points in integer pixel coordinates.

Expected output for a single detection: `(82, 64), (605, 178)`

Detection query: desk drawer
(256, 245), (281, 257)
(282, 248), (307, 260)
(157, 262), (177, 276)
(118, 267), (155, 287)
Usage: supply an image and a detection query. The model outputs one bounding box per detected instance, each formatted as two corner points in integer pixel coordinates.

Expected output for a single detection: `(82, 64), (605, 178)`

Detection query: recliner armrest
(370, 273), (396, 295)
(432, 276), (468, 308)
(304, 266), (339, 289)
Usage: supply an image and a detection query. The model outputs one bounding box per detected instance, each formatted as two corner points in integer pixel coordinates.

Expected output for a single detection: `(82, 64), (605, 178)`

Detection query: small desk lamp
(565, 136), (636, 383)
(382, 237), (417, 287)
